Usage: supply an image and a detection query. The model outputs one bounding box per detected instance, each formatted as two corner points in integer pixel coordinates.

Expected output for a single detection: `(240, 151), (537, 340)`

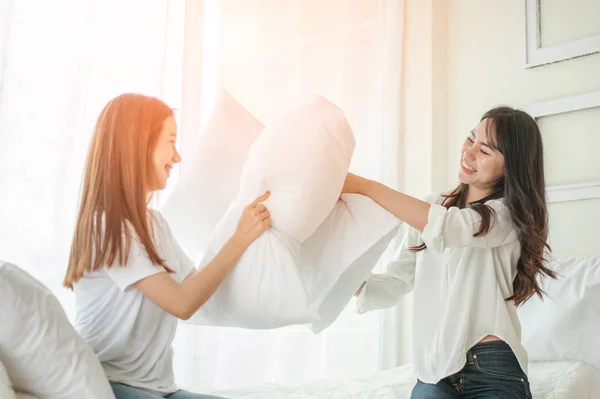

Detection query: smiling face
(149, 116), (180, 192)
(458, 117), (505, 199)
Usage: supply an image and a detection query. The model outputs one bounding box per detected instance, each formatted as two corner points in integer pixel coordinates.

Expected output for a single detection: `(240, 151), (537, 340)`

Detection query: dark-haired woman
(344, 107), (555, 399)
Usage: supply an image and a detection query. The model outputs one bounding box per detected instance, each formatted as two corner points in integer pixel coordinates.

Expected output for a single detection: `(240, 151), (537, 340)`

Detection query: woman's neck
(465, 185), (493, 204)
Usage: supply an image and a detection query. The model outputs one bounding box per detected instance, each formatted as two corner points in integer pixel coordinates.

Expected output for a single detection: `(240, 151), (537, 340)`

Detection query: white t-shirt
(357, 194), (526, 384)
(74, 210), (195, 395)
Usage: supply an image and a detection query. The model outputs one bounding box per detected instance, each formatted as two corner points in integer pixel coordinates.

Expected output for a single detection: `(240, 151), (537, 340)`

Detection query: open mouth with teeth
(461, 155), (477, 174)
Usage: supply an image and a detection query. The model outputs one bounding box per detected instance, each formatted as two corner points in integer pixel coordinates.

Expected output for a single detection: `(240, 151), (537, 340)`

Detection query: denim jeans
(110, 382), (227, 399)
(410, 341), (532, 398)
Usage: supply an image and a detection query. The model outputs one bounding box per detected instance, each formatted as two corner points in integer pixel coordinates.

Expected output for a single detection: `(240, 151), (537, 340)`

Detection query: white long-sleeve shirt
(356, 194), (526, 384)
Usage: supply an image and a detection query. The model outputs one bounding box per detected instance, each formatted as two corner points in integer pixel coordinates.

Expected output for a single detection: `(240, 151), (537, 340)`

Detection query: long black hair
(412, 106), (556, 306)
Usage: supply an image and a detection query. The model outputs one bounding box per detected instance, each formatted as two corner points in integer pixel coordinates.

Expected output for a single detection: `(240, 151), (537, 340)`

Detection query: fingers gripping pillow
(161, 91), (264, 257)
(187, 96), (356, 328)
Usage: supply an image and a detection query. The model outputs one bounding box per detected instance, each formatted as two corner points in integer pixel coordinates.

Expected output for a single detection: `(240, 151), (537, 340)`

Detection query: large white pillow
(161, 91), (264, 258)
(300, 194), (400, 333)
(0, 262), (116, 399)
(187, 96), (356, 328)
(0, 356), (16, 399)
(517, 256), (600, 370)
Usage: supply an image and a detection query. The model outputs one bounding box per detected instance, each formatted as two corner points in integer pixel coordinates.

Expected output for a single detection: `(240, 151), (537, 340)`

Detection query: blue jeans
(110, 382), (227, 399)
(411, 341), (532, 398)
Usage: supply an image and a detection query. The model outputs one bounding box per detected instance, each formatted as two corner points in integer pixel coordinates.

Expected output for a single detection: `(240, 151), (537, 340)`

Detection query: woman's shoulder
(147, 209), (176, 241)
(478, 197), (508, 212)
(147, 208), (166, 225)
(425, 192), (507, 209)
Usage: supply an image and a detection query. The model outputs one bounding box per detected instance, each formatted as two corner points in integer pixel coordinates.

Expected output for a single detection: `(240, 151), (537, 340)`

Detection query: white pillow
(161, 91), (264, 257)
(518, 256), (600, 370)
(0, 262), (116, 399)
(300, 194), (400, 333)
(187, 96), (356, 328)
(0, 356), (16, 399)
(237, 95), (355, 243)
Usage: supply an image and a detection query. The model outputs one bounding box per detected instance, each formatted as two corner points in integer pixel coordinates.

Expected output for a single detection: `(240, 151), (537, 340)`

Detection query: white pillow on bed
(0, 356), (16, 399)
(188, 96), (355, 328)
(518, 256), (600, 370)
(161, 91), (265, 257)
(0, 262), (115, 399)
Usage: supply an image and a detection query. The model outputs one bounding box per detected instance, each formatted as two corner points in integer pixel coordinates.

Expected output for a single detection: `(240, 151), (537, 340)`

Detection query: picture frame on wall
(525, 0), (600, 68)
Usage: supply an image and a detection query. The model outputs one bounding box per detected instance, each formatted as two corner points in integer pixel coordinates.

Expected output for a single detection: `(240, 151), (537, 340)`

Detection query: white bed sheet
(529, 361), (600, 399)
(211, 361), (600, 399)
(12, 361), (600, 399)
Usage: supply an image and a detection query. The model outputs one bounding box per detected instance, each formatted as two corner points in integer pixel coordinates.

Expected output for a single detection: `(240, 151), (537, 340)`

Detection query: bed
(5, 253), (599, 399)
(10, 361), (600, 399)
(209, 253), (600, 398)
(209, 254), (600, 399)
(209, 361), (600, 399)
(6, 250), (600, 399)
(7, 254), (600, 399)
(9, 254), (600, 399)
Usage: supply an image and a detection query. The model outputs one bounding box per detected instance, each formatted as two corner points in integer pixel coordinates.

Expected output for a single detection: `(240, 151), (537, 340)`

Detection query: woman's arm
(343, 173), (430, 232)
(134, 192), (271, 320)
(355, 227), (418, 314)
(343, 174), (517, 251)
(135, 236), (248, 320)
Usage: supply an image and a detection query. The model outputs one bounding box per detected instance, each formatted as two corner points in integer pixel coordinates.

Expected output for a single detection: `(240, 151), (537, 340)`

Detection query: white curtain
(171, 0), (406, 392)
(0, 0), (406, 392)
(0, 0), (185, 316)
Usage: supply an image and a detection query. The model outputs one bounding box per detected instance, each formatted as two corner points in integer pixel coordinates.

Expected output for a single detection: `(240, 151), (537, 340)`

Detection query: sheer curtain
(0, 0), (185, 317)
(0, 0), (406, 392)
(171, 0), (406, 392)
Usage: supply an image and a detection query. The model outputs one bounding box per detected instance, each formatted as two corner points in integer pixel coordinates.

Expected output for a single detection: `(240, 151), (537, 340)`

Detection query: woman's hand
(135, 193), (271, 321)
(341, 172), (372, 196)
(232, 191), (272, 248)
(342, 173), (430, 231)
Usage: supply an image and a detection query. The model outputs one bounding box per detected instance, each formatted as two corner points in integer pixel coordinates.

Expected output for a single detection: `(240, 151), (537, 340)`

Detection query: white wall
(441, 0), (600, 257)
(393, 0), (451, 366)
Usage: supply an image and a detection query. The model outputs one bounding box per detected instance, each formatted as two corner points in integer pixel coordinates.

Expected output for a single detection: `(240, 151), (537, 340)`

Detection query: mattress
(12, 361), (600, 399)
(210, 361), (600, 399)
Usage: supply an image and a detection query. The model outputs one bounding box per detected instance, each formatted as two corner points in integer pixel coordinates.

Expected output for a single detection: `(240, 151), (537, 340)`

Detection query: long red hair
(64, 93), (174, 289)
